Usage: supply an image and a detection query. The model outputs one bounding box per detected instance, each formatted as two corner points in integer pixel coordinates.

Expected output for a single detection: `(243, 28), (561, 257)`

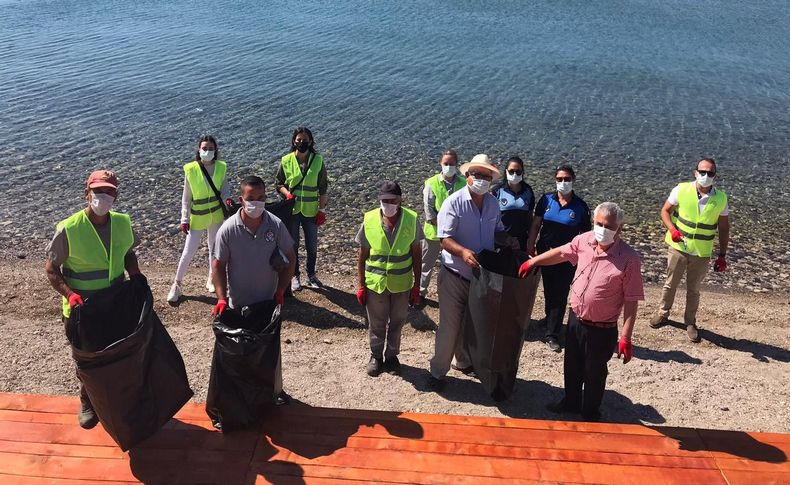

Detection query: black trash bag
(464, 248), (540, 402)
(267, 197), (295, 230)
(206, 300), (281, 432)
(69, 277), (193, 451)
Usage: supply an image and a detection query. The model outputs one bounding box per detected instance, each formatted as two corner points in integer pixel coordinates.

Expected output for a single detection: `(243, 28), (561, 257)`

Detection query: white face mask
(380, 202), (399, 217)
(696, 173), (714, 188)
(441, 165), (457, 178)
(90, 192), (114, 216)
(507, 172), (522, 184)
(243, 199), (266, 218)
(469, 178), (490, 195)
(199, 149), (214, 162)
(556, 181), (573, 195)
(594, 224), (617, 246)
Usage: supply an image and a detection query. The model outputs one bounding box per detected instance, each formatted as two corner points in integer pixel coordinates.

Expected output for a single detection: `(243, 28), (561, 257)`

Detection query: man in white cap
(426, 154), (506, 390)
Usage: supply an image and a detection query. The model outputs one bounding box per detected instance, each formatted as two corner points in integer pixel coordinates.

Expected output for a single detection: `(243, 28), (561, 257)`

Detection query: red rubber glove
(518, 260), (533, 278)
(286, 193), (294, 200)
(67, 291), (83, 310)
(617, 337), (633, 364)
(713, 255), (727, 272)
(180, 223), (190, 234)
(212, 299), (228, 317)
(356, 287), (367, 306)
(225, 198), (235, 207)
(315, 210), (326, 226)
(275, 288), (285, 306)
(409, 286), (420, 306)
(670, 228), (683, 243)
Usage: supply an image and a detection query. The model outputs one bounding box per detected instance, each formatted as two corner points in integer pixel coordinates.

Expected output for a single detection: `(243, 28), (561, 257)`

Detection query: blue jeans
(289, 213), (318, 278)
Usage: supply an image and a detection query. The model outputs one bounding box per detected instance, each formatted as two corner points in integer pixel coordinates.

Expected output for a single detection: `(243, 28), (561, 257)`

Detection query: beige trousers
(658, 247), (710, 326)
(429, 266), (473, 378)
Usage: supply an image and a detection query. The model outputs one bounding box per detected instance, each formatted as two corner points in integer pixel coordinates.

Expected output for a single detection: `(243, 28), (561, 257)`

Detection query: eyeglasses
(555, 177), (573, 182)
(468, 172), (493, 181)
(507, 169), (523, 175)
(697, 170), (716, 177)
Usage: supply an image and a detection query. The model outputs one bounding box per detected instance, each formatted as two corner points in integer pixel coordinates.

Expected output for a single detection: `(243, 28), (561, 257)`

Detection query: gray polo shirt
(214, 210), (294, 309)
(437, 186), (504, 280)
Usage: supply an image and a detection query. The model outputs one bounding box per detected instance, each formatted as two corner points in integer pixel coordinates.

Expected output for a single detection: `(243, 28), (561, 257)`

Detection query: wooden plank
(262, 416), (708, 458)
(0, 440), (125, 460)
(263, 430), (718, 469)
(718, 469), (790, 485)
(0, 474), (134, 484)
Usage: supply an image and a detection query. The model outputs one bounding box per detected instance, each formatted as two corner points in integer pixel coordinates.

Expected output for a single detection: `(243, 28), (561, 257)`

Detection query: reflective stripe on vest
(58, 210), (134, 317)
(363, 207), (417, 294)
(282, 152), (324, 217)
(665, 182), (727, 257)
(423, 174), (466, 241)
(185, 160), (227, 230)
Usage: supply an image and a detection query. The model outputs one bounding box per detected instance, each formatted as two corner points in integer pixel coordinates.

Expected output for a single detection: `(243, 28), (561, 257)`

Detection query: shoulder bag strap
(197, 161), (230, 219)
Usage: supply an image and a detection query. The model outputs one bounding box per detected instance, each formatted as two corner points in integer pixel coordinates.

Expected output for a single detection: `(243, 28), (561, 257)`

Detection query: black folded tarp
(206, 300), (281, 432)
(464, 248), (540, 401)
(69, 278), (193, 450)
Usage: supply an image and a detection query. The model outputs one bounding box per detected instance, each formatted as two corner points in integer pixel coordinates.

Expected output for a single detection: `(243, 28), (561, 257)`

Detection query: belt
(578, 318), (617, 328)
(442, 265), (470, 283)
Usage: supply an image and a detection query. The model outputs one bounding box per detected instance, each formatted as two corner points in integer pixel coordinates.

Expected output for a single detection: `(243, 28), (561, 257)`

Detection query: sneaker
(275, 391), (291, 406)
(649, 314), (667, 329)
(545, 337), (562, 353)
(425, 374), (446, 392)
(384, 356), (401, 376)
(205, 276), (215, 294)
(687, 324), (701, 343)
(291, 276), (302, 292)
(78, 400), (99, 429)
(305, 274), (324, 289)
(166, 282), (182, 304)
(546, 399), (581, 415)
(366, 356), (384, 377)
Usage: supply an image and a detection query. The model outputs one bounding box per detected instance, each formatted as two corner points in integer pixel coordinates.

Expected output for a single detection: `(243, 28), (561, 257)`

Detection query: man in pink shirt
(519, 202), (644, 421)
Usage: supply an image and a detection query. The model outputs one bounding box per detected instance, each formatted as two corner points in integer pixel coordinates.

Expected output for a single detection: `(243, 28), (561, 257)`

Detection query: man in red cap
(45, 169), (143, 429)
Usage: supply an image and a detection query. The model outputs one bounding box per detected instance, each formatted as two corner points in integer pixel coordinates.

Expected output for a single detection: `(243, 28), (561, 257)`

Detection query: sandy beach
(1, 258), (787, 433)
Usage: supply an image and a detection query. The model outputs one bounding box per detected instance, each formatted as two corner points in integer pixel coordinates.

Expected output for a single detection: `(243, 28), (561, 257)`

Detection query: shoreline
(0, 259), (788, 433)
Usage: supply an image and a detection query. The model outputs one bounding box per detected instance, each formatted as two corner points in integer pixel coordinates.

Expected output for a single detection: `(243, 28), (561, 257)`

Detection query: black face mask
(295, 141), (310, 153)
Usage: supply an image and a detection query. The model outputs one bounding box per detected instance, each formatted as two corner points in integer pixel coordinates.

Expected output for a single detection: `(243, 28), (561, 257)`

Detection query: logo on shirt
(264, 230), (275, 242)
(569, 211), (576, 219)
(500, 198), (508, 206)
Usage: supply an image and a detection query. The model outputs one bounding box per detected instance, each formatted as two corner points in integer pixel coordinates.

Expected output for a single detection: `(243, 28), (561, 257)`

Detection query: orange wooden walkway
(0, 393), (787, 484)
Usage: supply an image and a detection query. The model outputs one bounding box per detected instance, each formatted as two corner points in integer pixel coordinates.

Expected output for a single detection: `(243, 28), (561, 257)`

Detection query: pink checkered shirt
(559, 231), (644, 323)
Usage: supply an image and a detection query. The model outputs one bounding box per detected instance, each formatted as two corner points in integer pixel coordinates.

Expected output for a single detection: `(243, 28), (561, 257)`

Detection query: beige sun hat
(459, 154), (501, 181)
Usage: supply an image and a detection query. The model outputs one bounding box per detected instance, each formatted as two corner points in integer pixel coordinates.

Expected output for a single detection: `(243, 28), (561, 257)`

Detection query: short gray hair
(594, 202), (625, 225)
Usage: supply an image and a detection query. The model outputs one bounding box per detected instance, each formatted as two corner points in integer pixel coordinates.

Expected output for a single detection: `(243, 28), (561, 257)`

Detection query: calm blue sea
(0, 0), (788, 262)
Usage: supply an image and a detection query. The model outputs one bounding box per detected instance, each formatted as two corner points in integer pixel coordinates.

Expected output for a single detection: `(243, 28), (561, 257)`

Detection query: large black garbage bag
(464, 248), (540, 401)
(206, 300), (281, 432)
(267, 197), (295, 229)
(69, 278), (193, 451)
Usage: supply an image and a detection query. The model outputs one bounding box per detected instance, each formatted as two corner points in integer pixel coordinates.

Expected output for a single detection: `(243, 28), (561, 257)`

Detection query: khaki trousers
(429, 266), (472, 378)
(419, 238), (442, 296)
(366, 290), (409, 359)
(658, 247), (710, 325)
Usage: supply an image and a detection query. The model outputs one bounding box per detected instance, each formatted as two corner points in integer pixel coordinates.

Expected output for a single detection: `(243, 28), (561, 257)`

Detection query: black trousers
(542, 261), (576, 339)
(563, 312), (618, 416)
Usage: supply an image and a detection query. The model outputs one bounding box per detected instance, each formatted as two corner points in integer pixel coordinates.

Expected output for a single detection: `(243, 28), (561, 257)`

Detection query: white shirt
(667, 184), (729, 217)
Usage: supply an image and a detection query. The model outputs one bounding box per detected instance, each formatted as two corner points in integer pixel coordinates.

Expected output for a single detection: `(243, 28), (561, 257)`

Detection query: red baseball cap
(86, 170), (118, 190)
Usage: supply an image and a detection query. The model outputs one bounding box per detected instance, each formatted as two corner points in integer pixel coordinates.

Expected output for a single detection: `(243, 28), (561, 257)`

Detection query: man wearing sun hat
(426, 154), (506, 391)
(45, 169), (143, 429)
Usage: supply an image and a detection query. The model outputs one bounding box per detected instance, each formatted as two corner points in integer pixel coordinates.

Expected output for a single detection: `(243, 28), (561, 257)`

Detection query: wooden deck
(0, 392), (787, 484)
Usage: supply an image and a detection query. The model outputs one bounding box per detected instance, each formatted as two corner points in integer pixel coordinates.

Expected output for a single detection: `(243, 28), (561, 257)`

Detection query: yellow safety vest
(184, 160), (227, 230)
(665, 182), (727, 257)
(281, 152), (324, 217)
(363, 207), (417, 294)
(58, 210), (134, 317)
(423, 173), (466, 241)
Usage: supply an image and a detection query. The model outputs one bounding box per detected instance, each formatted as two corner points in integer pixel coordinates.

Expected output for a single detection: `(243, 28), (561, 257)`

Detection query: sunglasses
(507, 169), (523, 175)
(697, 170), (716, 177)
(555, 177), (573, 182)
(468, 172), (493, 181)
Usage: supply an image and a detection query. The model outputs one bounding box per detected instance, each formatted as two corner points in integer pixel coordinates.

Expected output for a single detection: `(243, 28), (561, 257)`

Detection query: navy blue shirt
(493, 182), (535, 250)
(534, 192), (591, 253)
